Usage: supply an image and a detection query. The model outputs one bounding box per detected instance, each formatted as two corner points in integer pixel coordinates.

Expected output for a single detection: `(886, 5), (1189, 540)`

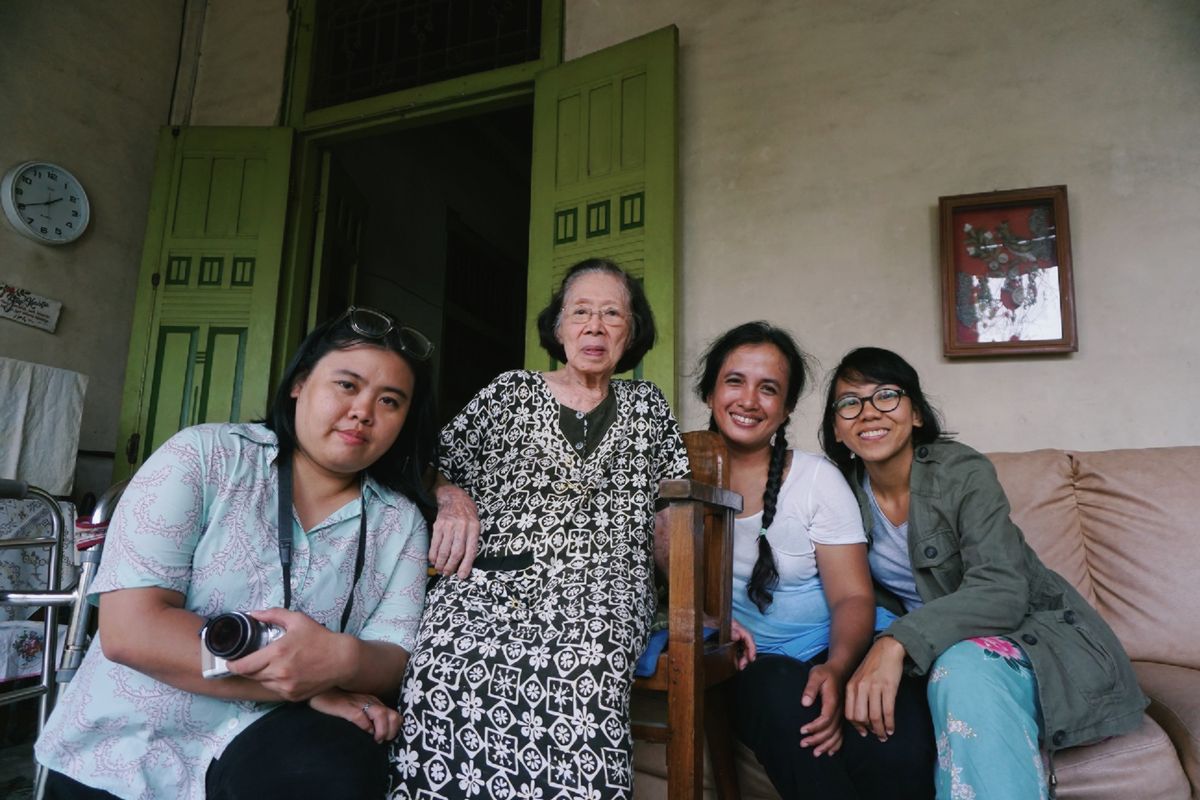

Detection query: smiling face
(708, 343), (792, 455)
(832, 376), (923, 470)
(556, 270), (632, 380)
(289, 343), (415, 481)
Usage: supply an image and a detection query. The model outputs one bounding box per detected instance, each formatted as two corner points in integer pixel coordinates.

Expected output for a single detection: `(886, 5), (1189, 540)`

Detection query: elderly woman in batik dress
(389, 258), (688, 800)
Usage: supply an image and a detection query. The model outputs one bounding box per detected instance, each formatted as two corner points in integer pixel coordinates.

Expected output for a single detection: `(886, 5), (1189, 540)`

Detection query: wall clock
(1, 161), (91, 245)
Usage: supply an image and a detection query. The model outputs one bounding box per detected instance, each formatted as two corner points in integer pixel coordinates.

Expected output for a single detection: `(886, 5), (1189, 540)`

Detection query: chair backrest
(681, 431), (735, 646)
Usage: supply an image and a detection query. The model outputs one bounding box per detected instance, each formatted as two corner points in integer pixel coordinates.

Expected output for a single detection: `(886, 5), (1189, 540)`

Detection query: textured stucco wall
(0, 2), (183, 492)
(565, 0), (1200, 452)
(6, 0), (1196, 483)
(188, 0), (289, 126)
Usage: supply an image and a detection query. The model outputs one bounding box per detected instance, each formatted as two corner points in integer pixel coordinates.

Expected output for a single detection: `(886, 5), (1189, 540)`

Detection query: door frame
(273, 0), (564, 381)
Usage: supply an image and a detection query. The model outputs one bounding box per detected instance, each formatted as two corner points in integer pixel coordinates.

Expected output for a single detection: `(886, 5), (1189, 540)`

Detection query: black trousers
(734, 652), (935, 800)
(46, 702), (388, 800)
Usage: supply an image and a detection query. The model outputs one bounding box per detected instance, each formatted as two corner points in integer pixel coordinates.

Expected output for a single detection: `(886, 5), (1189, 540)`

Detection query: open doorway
(315, 104), (533, 423)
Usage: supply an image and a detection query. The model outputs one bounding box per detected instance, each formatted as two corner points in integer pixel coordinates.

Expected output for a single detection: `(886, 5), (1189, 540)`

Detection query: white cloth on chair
(0, 356), (87, 495)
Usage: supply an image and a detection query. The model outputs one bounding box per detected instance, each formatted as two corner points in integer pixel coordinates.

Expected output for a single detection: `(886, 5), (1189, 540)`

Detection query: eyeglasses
(336, 305), (434, 361)
(563, 305), (629, 327)
(832, 387), (907, 420)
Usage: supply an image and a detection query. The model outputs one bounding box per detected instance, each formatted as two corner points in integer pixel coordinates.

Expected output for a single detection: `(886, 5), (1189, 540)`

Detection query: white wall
(0, 2), (184, 495)
(565, 0), (1200, 452)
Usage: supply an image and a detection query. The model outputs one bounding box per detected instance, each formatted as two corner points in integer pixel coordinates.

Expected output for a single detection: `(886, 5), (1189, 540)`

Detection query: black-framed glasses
(832, 387), (907, 420)
(336, 305), (434, 361)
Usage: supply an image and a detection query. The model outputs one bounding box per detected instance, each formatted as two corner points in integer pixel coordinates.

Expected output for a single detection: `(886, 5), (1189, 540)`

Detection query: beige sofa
(634, 445), (1200, 799)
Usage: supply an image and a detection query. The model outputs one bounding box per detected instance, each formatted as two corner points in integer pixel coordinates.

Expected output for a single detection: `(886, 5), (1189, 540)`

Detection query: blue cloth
(635, 626), (717, 677)
(928, 637), (1046, 800)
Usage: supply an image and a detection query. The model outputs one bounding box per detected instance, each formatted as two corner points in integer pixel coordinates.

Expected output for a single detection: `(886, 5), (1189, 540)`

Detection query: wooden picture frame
(939, 185), (1077, 357)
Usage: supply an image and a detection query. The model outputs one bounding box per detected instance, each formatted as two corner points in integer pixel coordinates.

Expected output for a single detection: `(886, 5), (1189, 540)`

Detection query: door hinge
(124, 433), (140, 465)
(151, 273), (161, 288)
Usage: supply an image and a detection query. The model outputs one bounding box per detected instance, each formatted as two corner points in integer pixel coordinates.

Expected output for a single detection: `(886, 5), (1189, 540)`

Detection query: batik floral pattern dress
(929, 636), (1047, 800)
(390, 371), (689, 800)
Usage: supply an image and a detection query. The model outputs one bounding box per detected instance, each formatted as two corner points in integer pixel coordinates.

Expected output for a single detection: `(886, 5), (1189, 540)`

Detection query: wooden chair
(632, 430), (744, 799)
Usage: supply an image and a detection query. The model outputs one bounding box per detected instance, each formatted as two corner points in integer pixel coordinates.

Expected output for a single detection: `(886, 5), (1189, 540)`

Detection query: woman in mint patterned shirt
(37, 308), (437, 800)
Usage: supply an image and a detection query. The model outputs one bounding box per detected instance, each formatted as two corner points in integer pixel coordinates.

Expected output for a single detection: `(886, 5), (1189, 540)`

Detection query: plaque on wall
(0, 282), (63, 333)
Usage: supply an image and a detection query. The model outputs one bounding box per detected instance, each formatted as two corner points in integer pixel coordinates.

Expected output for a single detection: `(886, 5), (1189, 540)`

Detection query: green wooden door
(525, 26), (679, 403)
(115, 127), (294, 480)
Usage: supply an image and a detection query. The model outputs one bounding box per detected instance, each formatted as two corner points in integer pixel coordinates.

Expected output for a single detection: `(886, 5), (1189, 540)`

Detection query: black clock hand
(17, 198), (64, 209)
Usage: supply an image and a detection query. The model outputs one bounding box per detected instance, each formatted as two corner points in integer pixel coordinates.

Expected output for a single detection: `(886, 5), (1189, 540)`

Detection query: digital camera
(200, 611), (285, 679)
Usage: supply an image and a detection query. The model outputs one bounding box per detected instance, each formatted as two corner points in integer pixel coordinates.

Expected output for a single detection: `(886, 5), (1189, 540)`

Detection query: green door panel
(115, 127), (293, 480)
(525, 26), (678, 403)
(142, 326), (198, 459)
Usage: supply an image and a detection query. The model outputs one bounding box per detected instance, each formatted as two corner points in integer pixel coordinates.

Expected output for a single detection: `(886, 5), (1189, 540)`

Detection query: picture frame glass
(950, 200), (1063, 346)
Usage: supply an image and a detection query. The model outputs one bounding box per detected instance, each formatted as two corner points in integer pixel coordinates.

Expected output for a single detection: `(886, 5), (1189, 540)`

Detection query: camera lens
(204, 613), (256, 659)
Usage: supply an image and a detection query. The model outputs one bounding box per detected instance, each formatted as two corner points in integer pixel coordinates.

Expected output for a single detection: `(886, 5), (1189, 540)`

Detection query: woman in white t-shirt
(696, 322), (933, 800)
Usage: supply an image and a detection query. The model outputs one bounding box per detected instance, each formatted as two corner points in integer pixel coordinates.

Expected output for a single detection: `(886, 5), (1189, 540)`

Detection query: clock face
(0, 161), (91, 245)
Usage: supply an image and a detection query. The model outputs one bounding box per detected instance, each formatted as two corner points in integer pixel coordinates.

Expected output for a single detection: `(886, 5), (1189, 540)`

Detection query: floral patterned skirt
(928, 637), (1047, 800)
(388, 564), (651, 800)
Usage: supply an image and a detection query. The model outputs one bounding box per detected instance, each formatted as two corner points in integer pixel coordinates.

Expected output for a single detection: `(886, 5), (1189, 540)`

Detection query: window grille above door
(309, 0), (543, 110)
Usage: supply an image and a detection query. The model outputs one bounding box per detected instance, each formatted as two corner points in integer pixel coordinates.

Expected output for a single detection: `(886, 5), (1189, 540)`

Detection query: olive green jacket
(851, 440), (1146, 751)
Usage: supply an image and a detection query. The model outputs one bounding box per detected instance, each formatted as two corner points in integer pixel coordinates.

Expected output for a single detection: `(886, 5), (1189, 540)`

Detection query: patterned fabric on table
(390, 371), (689, 800)
(0, 499), (76, 622)
(0, 621), (67, 682)
(35, 423), (430, 800)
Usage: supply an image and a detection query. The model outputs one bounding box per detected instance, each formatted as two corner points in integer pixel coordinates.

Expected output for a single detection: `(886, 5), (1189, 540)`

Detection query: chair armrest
(659, 479), (743, 513)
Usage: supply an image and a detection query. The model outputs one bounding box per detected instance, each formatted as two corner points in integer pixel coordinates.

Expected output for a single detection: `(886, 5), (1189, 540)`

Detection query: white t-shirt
(731, 451), (869, 660)
(733, 450), (867, 586)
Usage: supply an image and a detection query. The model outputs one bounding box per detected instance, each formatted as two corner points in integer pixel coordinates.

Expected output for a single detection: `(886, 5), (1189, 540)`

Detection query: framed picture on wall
(938, 185), (1077, 357)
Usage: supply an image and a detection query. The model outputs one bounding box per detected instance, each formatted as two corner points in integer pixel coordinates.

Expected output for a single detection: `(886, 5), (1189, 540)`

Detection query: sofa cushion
(1135, 661), (1200, 797)
(636, 717), (1189, 800)
(1052, 712), (1190, 799)
(987, 449), (1095, 602)
(1070, 447), (1200, 665)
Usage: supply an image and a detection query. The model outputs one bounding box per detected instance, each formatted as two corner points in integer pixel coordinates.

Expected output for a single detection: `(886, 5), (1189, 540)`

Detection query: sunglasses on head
(335, 306), (434, 361)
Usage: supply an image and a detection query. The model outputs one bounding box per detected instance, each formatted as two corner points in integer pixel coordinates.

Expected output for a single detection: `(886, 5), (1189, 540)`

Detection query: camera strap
(278, 454), (367, 633)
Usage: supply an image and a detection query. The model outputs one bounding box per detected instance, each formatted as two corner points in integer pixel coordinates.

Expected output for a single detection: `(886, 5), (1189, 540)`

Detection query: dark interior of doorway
(325, 104), (533, 425)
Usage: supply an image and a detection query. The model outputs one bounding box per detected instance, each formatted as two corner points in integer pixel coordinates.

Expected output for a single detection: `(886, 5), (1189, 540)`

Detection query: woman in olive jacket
(819, 347), (1145, 800)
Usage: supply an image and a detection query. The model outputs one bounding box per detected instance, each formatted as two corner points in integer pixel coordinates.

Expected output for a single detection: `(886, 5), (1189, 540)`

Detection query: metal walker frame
(0, 478), (125, 798)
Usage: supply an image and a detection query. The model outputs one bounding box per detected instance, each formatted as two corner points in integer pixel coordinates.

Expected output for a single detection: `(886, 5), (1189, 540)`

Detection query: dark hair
(535, 258), (656, 373)
(263, 312), (436, 511)
(696, 321), (812, 614)
(818, 346), (949, 477)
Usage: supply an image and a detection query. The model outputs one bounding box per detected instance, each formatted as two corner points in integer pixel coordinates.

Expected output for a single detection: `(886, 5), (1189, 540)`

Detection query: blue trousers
(928, 638), (1047, 800)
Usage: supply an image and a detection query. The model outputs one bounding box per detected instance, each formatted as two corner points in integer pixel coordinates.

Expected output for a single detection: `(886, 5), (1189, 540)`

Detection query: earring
(849, 452), (857, 460)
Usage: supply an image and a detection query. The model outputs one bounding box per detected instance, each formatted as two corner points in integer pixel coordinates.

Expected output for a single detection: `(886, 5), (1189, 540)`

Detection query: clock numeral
(55, 227), (62, 236)
(26, 217), (34, 225)
(32, 169), (42, 178)
(14, 187), (22, 196)
(48, 172), (58, 181)
(16, 203), (25, 210)
(69, 196), (78, 203)
(66, 222), (74, 229)
(39, 226), (48, 234)
(71, 210), (79, 217)
(21, 177), (31, 185)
